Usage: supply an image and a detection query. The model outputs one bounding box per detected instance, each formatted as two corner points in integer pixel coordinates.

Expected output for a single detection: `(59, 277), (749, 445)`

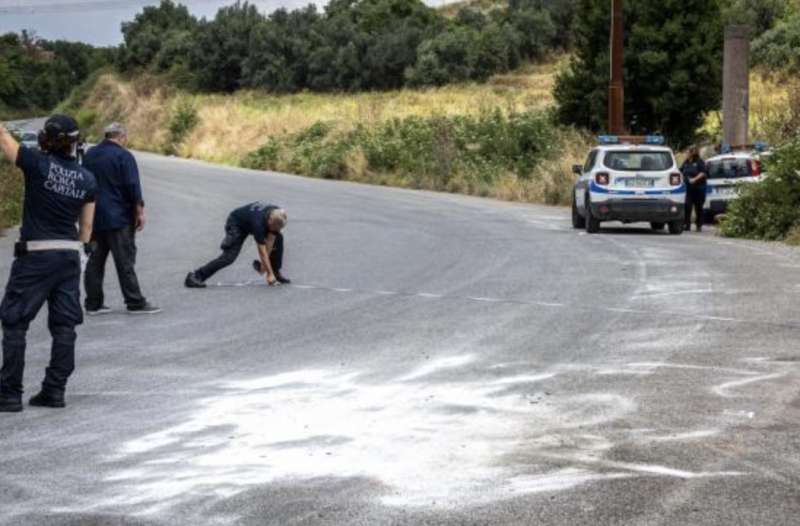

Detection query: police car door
(576, 150), (598, 211)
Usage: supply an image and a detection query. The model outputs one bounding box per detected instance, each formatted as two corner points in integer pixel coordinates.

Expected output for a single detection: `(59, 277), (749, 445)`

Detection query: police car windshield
(707, 158), (752, 179)
(603, 151), (673, 172)
(21, 132), (37, 141)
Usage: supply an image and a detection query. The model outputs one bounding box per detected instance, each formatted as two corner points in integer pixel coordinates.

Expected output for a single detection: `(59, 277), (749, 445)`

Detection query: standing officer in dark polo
(83, 123), (160, 315)
(682, 145), (708, 233)
(185, 202), (290, 288)
(0, 115), (97, 413)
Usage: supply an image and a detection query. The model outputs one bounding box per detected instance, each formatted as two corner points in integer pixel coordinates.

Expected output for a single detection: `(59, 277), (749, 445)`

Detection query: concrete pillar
(723, 25), (751, 147)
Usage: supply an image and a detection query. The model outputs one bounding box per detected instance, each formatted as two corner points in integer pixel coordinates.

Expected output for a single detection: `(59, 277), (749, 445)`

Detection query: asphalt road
(1, 146), (800, 525)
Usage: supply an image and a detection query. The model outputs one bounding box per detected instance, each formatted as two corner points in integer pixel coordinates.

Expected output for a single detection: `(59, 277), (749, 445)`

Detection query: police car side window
(583, 151), (598, 173)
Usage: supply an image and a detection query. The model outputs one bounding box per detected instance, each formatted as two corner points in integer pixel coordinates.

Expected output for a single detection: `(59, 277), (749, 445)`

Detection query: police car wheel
(650, 222), (666, 231)
(668, 221), (684, 235)
(584, 195), (600, 234)
(572, 197), (586, 229)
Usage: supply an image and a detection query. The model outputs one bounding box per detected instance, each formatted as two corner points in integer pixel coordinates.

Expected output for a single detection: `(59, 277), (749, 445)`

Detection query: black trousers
(685, 188), (706, 228)
(194, 216), (283, 282)
(0, 251), (83, 400)
(84, 227), (147, 310)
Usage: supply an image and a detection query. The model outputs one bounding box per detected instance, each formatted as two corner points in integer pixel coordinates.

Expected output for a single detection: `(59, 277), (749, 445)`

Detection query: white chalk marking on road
(723, 410), (756, 420)
(398, 355), (476, 382)
(574, 458), (745, 479)
(468, 297), (504, 303)
(645, 430), (720, 442)
(290, 284), (318, 290)
(633, 288), (713, 299)
(278, 283), (800, 330)
(712, 373), (785, 398)
(490, 373), (556, 386)
(532, 301), (565, 308)
(627, 362), (758, 376)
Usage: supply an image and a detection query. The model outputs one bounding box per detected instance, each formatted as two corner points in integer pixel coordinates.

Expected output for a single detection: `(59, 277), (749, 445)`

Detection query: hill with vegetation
(2, 0), (800, 237)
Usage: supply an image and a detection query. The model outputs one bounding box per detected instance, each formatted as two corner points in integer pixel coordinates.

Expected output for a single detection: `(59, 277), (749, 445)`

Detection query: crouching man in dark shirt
(185, 202), (290, 288)
(0, 115), (97, 412)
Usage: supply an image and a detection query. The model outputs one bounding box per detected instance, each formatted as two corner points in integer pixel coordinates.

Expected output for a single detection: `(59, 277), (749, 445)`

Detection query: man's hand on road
(266, 273), (279, 286)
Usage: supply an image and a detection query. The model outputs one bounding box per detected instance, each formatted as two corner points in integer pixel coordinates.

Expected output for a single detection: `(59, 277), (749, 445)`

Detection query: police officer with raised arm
(0, 115), (97, 413)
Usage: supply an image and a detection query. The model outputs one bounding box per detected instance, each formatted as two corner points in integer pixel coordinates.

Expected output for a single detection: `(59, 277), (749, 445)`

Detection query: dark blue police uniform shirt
(681, 159), (708, 189)
(15, 146), (97, 242)
(83, 140), (143, 232)
(231, 202), (278, 245)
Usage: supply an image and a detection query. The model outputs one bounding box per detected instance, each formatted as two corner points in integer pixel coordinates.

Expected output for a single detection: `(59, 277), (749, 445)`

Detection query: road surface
(1, 147), (799, 525)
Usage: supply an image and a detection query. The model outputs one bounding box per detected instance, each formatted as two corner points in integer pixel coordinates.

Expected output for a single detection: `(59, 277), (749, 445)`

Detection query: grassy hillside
(52, 59), (796, 218)
(63, 61), (590, 206)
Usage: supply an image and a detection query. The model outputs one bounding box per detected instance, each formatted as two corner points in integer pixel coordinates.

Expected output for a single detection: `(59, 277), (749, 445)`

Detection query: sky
(0, 0), (336, 46)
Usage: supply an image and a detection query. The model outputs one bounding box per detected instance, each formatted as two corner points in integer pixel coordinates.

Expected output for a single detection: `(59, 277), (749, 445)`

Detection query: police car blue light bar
(721, 142), (770, 154)
(597, 135), (619, 145)
(597, 135), (666, 145)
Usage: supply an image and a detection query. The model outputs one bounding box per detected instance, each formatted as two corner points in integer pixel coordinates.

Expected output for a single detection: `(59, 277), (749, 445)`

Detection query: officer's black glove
(83, 242), (96, 257)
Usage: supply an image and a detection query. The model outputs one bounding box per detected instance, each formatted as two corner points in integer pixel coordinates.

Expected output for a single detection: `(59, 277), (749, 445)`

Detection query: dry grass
(0, 159), (23, 232)
(69, 62), (589, 207)
(77, 65), (558, 166)
(701, 71), (799, 147)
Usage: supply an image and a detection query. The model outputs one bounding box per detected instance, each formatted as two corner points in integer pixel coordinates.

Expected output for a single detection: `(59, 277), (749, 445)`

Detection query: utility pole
(608, 0), (625, 135)
(723, 25), (751, 147)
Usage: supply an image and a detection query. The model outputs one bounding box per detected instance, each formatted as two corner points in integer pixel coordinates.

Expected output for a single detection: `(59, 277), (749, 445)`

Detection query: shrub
(164, 98), (199, 154)
(720, 135), (800, 241)
(0, 158), (23, 231)
(243, 110), (562, 194)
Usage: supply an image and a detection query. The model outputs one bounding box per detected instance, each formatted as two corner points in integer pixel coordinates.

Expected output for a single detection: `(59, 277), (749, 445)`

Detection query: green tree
(118, 0), (196, 70)
(188, 2), (265, 92)
(753, 11), (800, 75)
(722, 0), (788, 35)
(554, 0), (724, 147)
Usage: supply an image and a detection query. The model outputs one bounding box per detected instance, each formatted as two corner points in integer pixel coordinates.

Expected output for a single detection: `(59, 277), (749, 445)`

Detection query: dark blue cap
(44, 114), (80, 140)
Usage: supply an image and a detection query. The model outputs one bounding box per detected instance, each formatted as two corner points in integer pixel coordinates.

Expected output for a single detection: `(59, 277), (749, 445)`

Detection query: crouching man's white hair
(270, 208), (288, 229)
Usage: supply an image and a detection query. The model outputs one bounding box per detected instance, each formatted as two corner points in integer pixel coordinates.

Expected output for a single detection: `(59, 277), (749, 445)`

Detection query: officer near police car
(0, 115), (97, 413)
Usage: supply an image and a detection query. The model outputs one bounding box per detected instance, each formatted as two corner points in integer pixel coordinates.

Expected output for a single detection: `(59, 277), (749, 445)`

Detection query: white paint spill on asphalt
(398, 355), (476, 381)
(81, 356), (780, 516)
(95, 361), (638, 512)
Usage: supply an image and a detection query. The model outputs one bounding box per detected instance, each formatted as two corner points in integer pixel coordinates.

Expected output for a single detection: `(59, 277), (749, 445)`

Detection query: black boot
(185, 272), (206, 289)
(0, 396), (22, 413)
(29, 391), (66, 408)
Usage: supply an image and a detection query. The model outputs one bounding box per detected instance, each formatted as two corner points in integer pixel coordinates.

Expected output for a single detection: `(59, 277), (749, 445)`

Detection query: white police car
(572, 136), (685, 234)
(703, 144), (768, 219)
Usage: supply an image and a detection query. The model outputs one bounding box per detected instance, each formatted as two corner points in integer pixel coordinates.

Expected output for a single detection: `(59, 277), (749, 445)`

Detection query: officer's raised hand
(0, 124), (21, 165)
